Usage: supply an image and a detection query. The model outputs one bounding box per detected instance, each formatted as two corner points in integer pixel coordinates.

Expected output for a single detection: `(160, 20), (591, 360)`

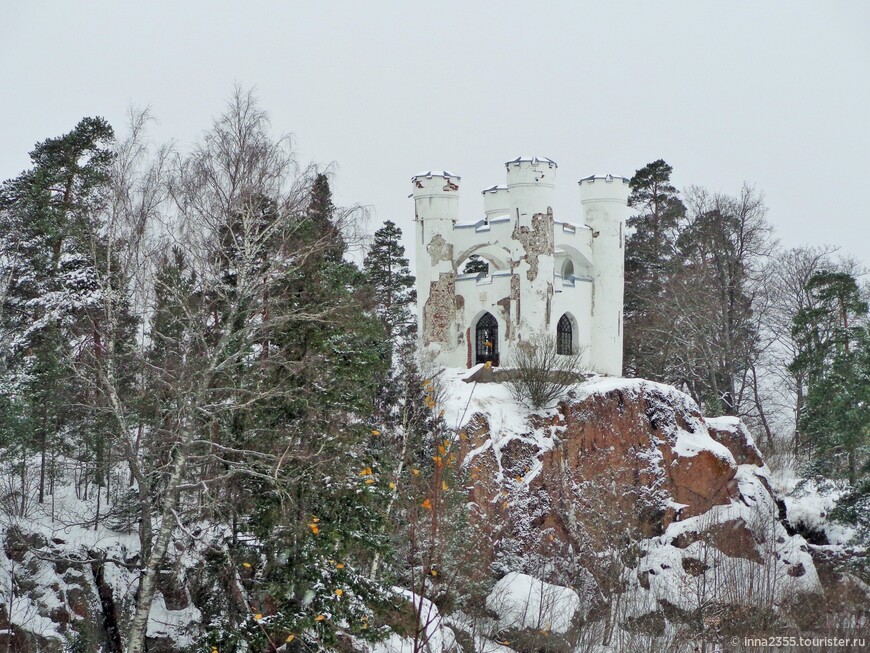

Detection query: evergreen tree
(363, 220), (416, 345)
(0, 117), (117, 502)
(790, 271), (870, 485)
(462, 254), (489, 275)
(306, 172), (345, 264)
(623, 160), (685, 379)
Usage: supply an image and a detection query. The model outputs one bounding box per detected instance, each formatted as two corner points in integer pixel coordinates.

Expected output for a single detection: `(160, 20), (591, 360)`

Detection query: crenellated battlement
(578, 174), (630, 203)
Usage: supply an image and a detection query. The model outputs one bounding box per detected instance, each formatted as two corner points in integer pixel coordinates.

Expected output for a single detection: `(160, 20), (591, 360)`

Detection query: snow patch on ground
(779, 477), (856, 545)
(368, 588), (457, 653)
(485, 572), (583, 635)
(146, 592), (202, 647)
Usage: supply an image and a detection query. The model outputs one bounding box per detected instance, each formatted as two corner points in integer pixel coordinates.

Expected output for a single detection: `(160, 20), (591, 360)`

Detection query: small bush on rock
(506, 333), (584, 409)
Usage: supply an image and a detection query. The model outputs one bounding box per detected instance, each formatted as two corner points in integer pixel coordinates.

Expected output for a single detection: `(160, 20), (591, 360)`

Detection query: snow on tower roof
(411, 170), (460, 180)
(481, 185), (508, 193)
(578, 173), (629, 183)
(504, 155), (557, 167)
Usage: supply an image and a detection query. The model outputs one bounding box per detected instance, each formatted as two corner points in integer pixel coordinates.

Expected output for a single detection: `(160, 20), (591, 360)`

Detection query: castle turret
(578, 174), (630, 376)
(505, 157), (557, 343)
(482, 185), (510, 220)
(505, 156), (556, 228)
(412, 171), (461, 350)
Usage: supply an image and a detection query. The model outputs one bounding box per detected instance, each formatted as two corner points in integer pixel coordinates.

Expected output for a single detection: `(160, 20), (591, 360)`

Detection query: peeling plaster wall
(427, 233), (453, 267)
(423, 273), (456, 345)
(511, 210), (554, 282)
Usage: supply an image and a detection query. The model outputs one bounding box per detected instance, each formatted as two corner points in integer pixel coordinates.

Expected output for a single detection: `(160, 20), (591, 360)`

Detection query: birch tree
(69, 91), (387, 652)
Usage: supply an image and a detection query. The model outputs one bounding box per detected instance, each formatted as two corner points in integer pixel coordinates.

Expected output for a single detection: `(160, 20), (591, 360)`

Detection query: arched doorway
(557, 313), (573, 355)
(475, 312), (499, 365)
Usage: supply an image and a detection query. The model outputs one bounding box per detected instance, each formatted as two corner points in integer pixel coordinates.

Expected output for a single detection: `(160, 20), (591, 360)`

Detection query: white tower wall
(482, 185), (510, 220)
(505, 156), (556, 228)
(505, 157), (557, 344)
(578, 174), (630, 376)
(412, 171), (461, 351)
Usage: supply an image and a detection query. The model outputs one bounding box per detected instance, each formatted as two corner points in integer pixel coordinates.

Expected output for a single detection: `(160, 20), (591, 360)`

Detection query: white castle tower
(412, 157), (629, 376)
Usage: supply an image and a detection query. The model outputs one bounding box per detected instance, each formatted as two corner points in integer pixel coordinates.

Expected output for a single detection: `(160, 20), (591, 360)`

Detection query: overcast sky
(2, 1), (868, 266)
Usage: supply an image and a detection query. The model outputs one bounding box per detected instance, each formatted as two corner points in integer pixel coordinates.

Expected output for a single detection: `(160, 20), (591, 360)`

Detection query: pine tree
(462, 255), (489, 275)
(623, 160), (685, 379)
(306, 172), (345, 264)
(363, 220), (416, 345)
(790, 271), (870, 485)
(0, 116), (117, 503)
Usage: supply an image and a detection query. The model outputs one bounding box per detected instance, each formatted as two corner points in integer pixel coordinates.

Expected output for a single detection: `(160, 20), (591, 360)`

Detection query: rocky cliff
(442, 371), (835, 648)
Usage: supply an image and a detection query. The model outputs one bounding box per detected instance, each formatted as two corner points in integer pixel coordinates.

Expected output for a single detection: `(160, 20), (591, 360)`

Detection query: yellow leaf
(438, 445), (447, 456)
(242, 562), (252, 569)
(364, 478), (375, 485)
(335, 589), (344, 596)
(421, 498), (432, 510)
(412, 468), (420, 476)
(254, 613), (263, 621)
(315, 614), (326, 622)
(359, 466), (372, 476)
(430, 569), (438, 577)
(442, 481), (448, 491)
(459, 431), (467, 440)
(371, 429), (380, 436)
(389, 482), (396, 490)
(514, 476), (522, 483)
(308, 523), (320, 535)
(312, 516), (320, 523)
(286, 634), (295, 643)
(336, 562), (345, 569)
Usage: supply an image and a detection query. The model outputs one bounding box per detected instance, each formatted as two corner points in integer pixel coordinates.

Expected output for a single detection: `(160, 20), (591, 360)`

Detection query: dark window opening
(557, 314), (573, 355)
(475, 312), (499, 366)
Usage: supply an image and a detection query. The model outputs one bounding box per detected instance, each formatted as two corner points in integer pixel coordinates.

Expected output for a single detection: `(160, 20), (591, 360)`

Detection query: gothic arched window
(475, 312), (499, 366)
(557, 314), (573, 355)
